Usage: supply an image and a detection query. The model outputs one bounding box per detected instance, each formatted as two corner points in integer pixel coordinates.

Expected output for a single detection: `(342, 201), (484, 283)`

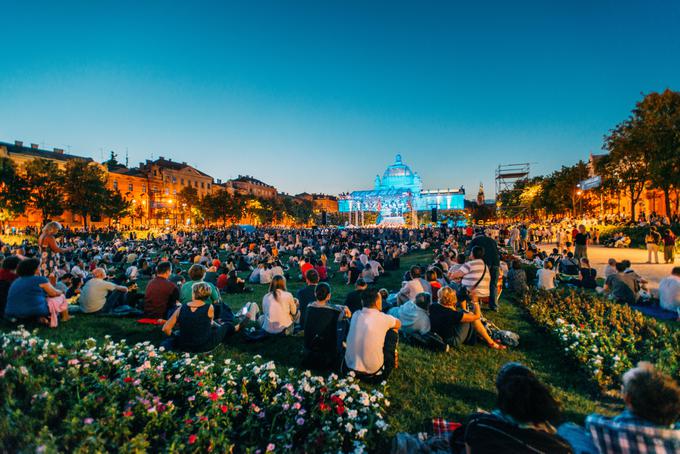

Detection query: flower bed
(518, 289), (680, 391)
(0, 329), (389, 453)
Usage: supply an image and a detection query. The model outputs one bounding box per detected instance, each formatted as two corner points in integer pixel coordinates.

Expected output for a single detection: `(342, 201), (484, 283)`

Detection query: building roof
(148, 157), (213, 179)
(231, 175), (275, 188)
(1, 140), (93, 163)
(109, 166), (147, 178)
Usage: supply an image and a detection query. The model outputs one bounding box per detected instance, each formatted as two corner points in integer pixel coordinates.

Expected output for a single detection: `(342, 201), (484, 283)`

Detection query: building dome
(377, 154), (422, 192)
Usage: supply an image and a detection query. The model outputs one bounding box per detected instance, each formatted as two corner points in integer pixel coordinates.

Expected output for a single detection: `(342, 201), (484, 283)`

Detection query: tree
(177, 186), (199, 222)
(62, 161), (110, 228)
(600, 117), (651, 221)
(101, 189), (132, 225)
(0, 157), (29, 220)
(635, 89), (680, 217)
(23, 159), (65, 224)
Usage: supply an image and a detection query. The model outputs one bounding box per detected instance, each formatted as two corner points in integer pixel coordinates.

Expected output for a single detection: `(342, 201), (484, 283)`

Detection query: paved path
(541, 244), (676, 292)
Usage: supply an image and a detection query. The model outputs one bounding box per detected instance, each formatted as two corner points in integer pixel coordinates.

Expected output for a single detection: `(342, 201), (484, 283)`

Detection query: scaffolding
(495, 163), (530, 218)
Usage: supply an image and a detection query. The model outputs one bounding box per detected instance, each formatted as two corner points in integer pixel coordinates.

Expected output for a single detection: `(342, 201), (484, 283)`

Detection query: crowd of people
(1, 219), (678, 452)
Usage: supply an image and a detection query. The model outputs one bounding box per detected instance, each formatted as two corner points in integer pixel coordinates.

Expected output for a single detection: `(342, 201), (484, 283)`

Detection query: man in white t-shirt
(658, 267), (680, 320)
(79, 268), (130, 313)
(344, 288), (401, 381)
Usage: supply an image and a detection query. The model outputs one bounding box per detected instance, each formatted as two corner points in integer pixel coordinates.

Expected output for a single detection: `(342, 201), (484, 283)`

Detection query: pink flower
(188, 434), (197, 445)
(296, 417), (304, 425)
(83, 418), (94, 425)
(266, 443), (275, 452)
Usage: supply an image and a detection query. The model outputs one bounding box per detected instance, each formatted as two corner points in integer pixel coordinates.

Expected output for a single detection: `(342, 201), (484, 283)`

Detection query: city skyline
(2, 1), (679, 197)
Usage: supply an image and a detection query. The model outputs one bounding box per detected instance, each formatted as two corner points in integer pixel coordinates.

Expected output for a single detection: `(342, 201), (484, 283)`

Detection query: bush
(598, 224), (679, 248)
(518, 289), (680, 391)
(0, 329), (389, 453)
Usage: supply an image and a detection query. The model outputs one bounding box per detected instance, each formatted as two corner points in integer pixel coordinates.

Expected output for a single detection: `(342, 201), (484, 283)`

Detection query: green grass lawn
(1, 250), (620, 437)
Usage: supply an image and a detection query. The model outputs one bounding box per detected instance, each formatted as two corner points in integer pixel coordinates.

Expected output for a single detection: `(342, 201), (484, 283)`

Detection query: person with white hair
(78, 267), (130, 314)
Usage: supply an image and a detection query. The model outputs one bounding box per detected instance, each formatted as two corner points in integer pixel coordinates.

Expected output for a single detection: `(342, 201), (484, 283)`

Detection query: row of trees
(498, 89), (680, 220)
(0, 158), (131, 227)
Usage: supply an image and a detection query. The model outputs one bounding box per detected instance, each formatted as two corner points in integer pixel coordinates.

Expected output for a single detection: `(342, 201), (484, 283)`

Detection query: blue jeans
(557, 422), (598, 454)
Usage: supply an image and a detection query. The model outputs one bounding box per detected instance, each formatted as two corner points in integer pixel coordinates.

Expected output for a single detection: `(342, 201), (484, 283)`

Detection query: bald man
(79, 268), (129, 314)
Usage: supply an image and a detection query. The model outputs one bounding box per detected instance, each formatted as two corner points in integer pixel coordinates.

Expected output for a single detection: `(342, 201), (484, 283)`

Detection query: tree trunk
(629, 185), (637, 222)
(663, 186), (671, 218)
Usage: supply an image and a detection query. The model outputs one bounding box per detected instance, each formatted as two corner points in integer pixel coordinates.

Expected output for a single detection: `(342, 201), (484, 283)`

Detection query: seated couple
(3, 257), (70, 328)
(161, 282), (240, 352)
(389, 287), (505, 351)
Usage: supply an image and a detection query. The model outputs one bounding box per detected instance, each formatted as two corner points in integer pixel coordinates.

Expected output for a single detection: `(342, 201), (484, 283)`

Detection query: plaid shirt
(586, 411), (680, 454)
(432, 418), (461, 437)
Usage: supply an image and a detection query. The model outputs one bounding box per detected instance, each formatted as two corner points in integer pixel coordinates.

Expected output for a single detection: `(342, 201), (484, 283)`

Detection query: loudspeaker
(321, 210), (328, 225)
(431, 207), (438, 223)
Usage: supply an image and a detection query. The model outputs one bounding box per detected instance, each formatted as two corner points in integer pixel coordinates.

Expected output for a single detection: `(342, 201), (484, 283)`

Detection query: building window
(173, 189), (177, 195)
(153, 170), (157, 176)
(128, 183), (133, 192)
(142, 184), (147, 193)
(201, 182), (205, 189)
(207, 183), (211, 190)
(165, 188), (169, 195)
(113, 180), (118, 190)
(194, 181), (198, 188)
(181, 178), (184, 185)
(172, 176), (177, 183)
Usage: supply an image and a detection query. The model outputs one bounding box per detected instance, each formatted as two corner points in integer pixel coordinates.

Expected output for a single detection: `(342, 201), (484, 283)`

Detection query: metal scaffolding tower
(495, 163), (530, 218)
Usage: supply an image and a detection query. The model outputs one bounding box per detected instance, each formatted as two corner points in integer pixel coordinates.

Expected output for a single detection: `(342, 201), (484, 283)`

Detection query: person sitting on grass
(602, 261), (638, 305)
(344, 278), (368, 314)
(568, 257), (597, 290)
(536, 260), (556, 290)
(78, 267), (131, 314)
(343, 287), (400, 382)
(296, 268), (319, 328)
(5, 258), (69, 328)
(143, 261), (179, 319)
(243, 275), (300, 335)
(451, 362), (572, 453)
(224, 269), (248, 294)
(388, 291), (431, 336)
(179, 264), (221, 306)
(302, 282), (351, 370)
(658, 267), (680, 321)
(161, 282), (240, 352)
(0, 255), (20, 318)
(429, 287), (505, 350)
(557, 361), (680, 454)
(603, 258), (618, 279)
(506, 260), (529, 296)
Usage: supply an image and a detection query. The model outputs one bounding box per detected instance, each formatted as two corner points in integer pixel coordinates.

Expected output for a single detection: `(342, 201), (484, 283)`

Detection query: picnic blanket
(631, 305), (678, 321)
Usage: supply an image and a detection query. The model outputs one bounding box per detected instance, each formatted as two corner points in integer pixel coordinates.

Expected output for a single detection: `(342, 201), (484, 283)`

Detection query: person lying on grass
(429, 287), (505, 350)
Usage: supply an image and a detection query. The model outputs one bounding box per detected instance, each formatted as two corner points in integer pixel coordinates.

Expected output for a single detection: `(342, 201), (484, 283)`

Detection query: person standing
(645, 227), (661, 264)
(662, 229), (676, 264)
(573, 224), (589, 260)
(468, 229), (501, 310)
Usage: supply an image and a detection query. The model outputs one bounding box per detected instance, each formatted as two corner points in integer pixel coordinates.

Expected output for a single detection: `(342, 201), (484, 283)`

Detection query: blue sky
(1, 1), (678, 198)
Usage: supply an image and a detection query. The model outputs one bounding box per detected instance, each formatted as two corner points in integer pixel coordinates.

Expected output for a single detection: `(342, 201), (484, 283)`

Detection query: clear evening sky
(1, 1), (678, 198)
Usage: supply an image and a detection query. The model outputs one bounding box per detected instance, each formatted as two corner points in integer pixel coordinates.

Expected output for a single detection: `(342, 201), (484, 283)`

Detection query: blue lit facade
(339, 154), (464, 223)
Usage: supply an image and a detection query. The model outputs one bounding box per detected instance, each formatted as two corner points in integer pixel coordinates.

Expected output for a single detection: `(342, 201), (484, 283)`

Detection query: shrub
(0, 329), (389, 453)
(518, 289), (679, 391)
(598, 224), (679, 248)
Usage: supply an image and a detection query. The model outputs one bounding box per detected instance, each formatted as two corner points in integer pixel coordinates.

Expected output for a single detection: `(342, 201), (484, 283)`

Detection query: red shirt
(216, 273), (228, 290)
(0, 269), (18, 283)
(300, 262), (314, 280)
(143, 277), (179, 319)
(314, 265), (328, 281)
